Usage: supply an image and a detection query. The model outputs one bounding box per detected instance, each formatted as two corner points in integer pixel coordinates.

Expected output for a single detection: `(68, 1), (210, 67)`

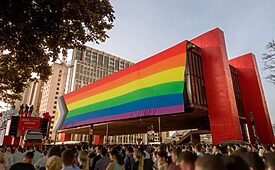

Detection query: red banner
(17, 117), (40, 136)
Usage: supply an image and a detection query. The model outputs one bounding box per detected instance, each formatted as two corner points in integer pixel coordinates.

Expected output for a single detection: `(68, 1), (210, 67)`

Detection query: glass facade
(70, 48), (133, 92)
(185, 46), (207, 108)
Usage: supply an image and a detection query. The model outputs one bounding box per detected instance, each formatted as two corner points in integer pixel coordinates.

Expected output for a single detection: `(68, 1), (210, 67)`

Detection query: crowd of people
(0, 143), (275, 170)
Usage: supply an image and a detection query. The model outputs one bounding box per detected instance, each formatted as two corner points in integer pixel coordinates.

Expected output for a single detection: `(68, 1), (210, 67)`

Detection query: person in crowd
(13, 147), (24, 164)
(0, 148), (5, 170)
(212, 145), (223, 157)
(265, 152), (275, 170)
(194, 144), (204, 158)
(35, 150), (48, 170)
(61, 149), (80, 170)
(106, 147), (124, 170)
(10, 151), (36, 170)
(48, 146), (62, 158)
(94, 147), (111, 170)
(33, 146), (43, 165)
(152, 151), (159, 170)
(258, 147), (266, 159)
(157, 150), (168, 170)
(124, 146), (135, 170)
(167, 147), (181, 170)
(222, 155), (250, 170)
(239, 152), (265, 170)
(166, 148), (173, 165)
(143, 147), (153, 170)
(133, 148), (143, 170)
(46, 155), (62, 170)
(91, 146), (102, 170)
(195, 155), (225, 170)
(179, 151), (197, 170)
(5, 147), (14, 170)
(77, 151), (89, 170)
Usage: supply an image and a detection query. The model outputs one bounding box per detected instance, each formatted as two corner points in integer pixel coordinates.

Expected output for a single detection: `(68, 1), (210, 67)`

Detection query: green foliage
(263, 40), (275, 84)
(0, 0), (115, 103)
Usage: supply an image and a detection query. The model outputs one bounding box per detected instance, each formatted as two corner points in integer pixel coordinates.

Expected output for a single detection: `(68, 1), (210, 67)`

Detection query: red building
(56, 28), (274, 144)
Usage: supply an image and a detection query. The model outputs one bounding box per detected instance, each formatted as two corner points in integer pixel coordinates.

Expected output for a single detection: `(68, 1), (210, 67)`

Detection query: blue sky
(88, 0), (275, 123)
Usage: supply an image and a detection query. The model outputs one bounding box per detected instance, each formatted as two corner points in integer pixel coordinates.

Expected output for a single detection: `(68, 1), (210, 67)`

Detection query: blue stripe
(63, 93), (183, 125)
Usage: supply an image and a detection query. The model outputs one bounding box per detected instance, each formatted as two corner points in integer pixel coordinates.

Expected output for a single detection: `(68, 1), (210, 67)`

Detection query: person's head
(6, 147), (11, 153)
(195, 155), (225, 170)
(16, 147), (23, 153)
(78, 151), (88, 165)
(48, 146), (61, 158)
(179, 151), (197, 170)
(61, 149), (75, 167)
(222, 155), (250, 170)
(194, 144), (202, 153)
(213, 145), (221, 154)
(95, 145), (102, 154)
(34, 145), (39, 151)
(126, 146), (134, 156)
(171, 147), (181, 164)
(157, 150), (168, 164)
(78, 151), (89, 170)
(134, 148), (143, 159)
(239, 152), (265, 170)
(23, 151), (34, 163)
(26, 146), (32, 151)
(265, 152), (275, 170)
(258, 147), (266, 158)
(42, 150), (48, 157)
(46, 155), (62, 170)
(109, 147), (124, 166)
(100, 147), (108, 157)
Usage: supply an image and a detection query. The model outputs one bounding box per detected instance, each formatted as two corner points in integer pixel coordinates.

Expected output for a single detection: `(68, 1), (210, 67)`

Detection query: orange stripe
(65, 53), (186, 104)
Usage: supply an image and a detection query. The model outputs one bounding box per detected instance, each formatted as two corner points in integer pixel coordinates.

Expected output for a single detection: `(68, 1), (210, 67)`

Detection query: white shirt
(34, 156), (47, 170)
(32, 151), (43, 165)
(13, 152), (24, 164)
(4, 152), (13, 169)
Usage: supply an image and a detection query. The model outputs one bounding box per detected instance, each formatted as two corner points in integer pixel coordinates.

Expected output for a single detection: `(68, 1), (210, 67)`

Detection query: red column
(229, 53), (274, 144)
(191, 28), (243, 144)
(94, 135), (104, 144)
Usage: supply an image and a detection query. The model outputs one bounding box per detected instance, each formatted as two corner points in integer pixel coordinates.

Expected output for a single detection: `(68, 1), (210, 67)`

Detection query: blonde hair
(46, 156), (62, 170)
(78, 151), (89, 170)
(134, 148), (143, 170)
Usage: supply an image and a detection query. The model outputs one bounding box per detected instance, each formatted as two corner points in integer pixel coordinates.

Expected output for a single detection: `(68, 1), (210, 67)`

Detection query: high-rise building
(14, 81), (43, 116)
(66, 47), (133, 93)
(39, 63), (68, 139)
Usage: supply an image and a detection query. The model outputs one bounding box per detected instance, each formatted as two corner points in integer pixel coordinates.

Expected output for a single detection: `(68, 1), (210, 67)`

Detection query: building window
(57, 83), (60, 86)
(56, 87), (59, 90)
(59, 70), (62, 73)
(185, 45), (207, 107)
(104, 56), (109, 68)
(98, 54), (103, 66)
(54, 101), (57, 104)
(56, 92), (59, 95)
(58, 78), (61, 81)
(53, 106), (56, 109)
(115, 60), (119, 70)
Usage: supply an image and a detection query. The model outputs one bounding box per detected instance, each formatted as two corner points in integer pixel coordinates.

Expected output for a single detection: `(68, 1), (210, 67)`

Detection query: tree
(0, 0), (115, 103)
(263, 40), (275, 84)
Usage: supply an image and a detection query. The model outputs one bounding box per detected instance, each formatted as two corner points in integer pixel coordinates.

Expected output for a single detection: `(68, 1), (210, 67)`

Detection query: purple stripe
(61, 105), (184, 129)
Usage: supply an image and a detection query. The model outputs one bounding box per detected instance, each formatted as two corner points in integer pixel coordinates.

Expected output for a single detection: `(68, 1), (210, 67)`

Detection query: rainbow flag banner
(53, 41), (187, 130)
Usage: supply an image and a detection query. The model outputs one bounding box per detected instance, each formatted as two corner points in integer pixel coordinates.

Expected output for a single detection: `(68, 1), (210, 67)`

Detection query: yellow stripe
(67, 67), (185, 110)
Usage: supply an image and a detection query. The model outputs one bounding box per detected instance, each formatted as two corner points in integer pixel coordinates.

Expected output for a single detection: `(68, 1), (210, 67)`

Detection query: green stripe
(67, 81), (184, 118)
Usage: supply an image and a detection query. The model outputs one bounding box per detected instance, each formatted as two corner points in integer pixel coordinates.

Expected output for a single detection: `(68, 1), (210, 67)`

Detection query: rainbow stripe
(54, 41), (187, 130)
